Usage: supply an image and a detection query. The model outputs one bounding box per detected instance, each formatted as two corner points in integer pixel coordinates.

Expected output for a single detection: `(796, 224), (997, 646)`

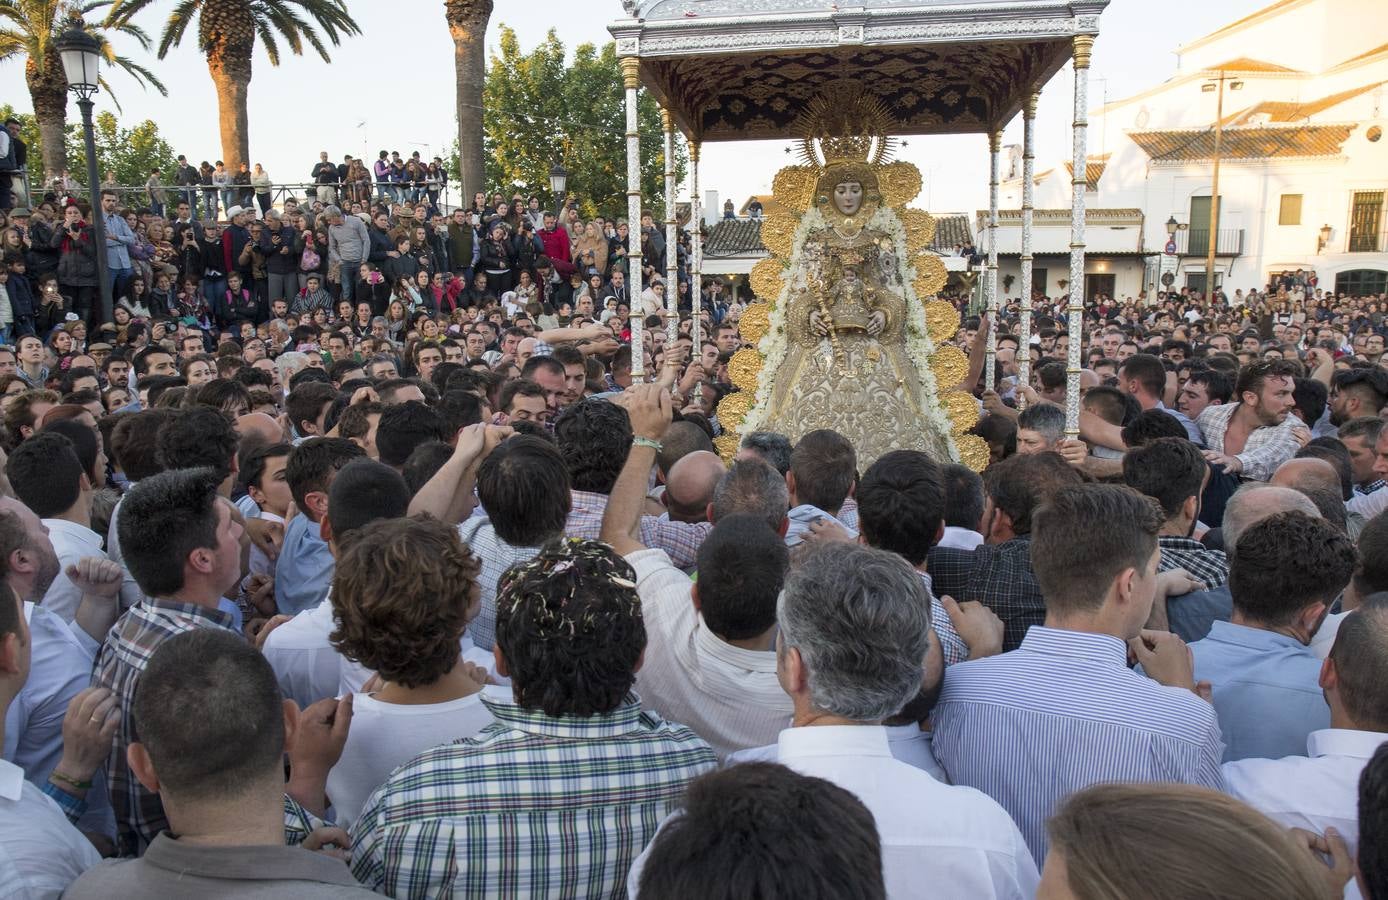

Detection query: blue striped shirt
(932, 626), (1225, 861)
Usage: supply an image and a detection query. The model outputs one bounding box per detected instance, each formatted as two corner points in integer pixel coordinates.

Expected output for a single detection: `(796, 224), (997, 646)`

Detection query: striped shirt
(932, 626), (1225, 861)
(91, 598), (241, 857)
(349, 691), (716, 899)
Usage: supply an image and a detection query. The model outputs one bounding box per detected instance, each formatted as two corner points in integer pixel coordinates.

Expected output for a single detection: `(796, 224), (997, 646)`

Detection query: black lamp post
(549, 163), (568, 221)
(56, 22), (111, 325)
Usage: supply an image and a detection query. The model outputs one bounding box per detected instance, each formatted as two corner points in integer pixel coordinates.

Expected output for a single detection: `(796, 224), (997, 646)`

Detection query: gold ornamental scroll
(738, 303), (771, 347)
(878, 161), (923, 208)
(924, 300), (958, 345)
(914, 257), (949, 300)
(760, 212), (798, 260)
(749, 258), (785, 304)
(772, 165), (817, 214)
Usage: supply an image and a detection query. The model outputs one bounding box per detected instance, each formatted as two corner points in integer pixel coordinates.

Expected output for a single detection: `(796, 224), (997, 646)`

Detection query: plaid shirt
(1197, 404), (1305, 482)
(349, 692), (716, 899)
(91, 598), (240, 857)
(1157, 535), (1229, 588)
(1360, 480), (1385, 495)
(929, 538), (1044, 652)
(566, 490), (710, 570)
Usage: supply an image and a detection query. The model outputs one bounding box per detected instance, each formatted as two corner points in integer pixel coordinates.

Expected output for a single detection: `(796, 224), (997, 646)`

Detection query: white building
(988, 0), (1388, 301)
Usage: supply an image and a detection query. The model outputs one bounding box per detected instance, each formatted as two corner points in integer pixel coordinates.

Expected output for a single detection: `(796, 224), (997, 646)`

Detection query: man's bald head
(664, 451), (725, 523)
(1222, 483), (1319, 550)
(1271, 458), (1347, 531)
(235, 412), (283, 448)
(657, 421), (716, 477)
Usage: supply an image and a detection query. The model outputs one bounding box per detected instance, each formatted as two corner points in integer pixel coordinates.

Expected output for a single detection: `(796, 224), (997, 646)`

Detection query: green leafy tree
(0, 2), (165, 178)
(106, 0), (359, 171)
(480, 27), (685, 220)
(65, 109), (175, 189)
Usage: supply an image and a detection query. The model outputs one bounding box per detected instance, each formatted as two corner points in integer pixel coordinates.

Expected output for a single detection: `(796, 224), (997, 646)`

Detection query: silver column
(621, 56), (645, 382)
(1018, 91), (1039, 409)
(1065, 34), (1094, 436)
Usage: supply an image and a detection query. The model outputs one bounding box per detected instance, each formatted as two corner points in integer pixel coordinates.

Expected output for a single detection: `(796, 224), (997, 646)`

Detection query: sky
(0, 0), (1270, 214)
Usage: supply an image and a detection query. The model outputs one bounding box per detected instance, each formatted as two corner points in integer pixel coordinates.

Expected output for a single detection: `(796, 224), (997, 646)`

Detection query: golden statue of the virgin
(717, 85), (986, 470)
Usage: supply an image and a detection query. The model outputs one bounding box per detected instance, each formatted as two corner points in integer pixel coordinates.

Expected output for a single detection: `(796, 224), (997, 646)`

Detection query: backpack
(300, 244), (321, 272)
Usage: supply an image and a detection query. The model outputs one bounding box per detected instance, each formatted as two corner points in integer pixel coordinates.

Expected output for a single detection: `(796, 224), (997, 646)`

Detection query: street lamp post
(56, 22), (111, 326)
(1201, 70), (1242, 302)
(549, 163), (568, 223)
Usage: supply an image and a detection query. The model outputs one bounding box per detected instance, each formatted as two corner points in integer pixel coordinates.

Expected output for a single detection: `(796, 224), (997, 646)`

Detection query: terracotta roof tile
(1128, 124), (1355, 161)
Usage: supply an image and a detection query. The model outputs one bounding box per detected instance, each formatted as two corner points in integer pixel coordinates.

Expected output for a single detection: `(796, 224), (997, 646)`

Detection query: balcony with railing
(1175, 228), (1245, 257)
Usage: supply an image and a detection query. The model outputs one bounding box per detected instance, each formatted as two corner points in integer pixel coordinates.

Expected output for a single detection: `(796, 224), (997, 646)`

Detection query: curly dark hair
(553, 398), (632, 494)
(495, 538), (645, 717)
(329, 516), (481, 689)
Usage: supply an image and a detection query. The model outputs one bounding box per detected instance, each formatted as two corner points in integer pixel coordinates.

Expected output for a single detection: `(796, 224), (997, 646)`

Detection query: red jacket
(537, 227), (574, 276)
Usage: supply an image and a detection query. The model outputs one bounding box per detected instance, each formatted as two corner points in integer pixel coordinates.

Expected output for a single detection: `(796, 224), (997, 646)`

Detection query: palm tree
(107, 0), (359, 171)
(0, 1), (165, 179)
(444, 0), (491, 204)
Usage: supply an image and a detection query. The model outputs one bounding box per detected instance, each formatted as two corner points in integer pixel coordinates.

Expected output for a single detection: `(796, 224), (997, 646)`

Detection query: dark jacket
(5, 272), (36, 331)
(51, 221), (98, 287)
(383, 253), (419, 285)
(24, 218), (59, 276)
(367, 226), (394, 265)
(261, 223), (301, 275)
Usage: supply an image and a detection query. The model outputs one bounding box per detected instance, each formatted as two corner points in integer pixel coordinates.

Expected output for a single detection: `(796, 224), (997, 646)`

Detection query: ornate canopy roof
(609, 1), (1108, 142)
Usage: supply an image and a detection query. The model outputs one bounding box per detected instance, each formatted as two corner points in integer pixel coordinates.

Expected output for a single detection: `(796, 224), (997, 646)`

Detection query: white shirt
(626, 548), (791, 759)
(666, 726), (1037, 899)
(39, 519), (105, 622)
(1223, 727), (1387, 858)
(246, 510), (284, 581)
(729, 723), (950, 785)
(1310, 610), (1349, 660)
(937, 526), (985, 552)
(102, 499), (147, 610)
(4, 603), (114, 838)
(262, 594), (342, 709)
(326, 689), (495, 831)
(0, 757), (102, 900)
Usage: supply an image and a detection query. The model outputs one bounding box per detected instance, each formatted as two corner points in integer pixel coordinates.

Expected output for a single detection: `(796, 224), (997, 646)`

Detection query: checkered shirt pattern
(1197, 404), (1305, 482)
(90, 598), (240, 857)
(349, 693), (716, 899)
(565, 490), (710, 570)
(1157, 536), (1229, 588)
(928, 539), (1045, 653)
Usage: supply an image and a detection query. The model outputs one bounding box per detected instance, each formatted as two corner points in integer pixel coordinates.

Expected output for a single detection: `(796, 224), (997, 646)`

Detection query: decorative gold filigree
(955, 434), (990, 473)
(716, 392), (752, 428)
(728, 348), (764, 392)
(713, 433), (741, 463)
(737, 303), (771, 346)
(913, 257), (949, 299)
(793, 84), (899, 168)
(941, 391), (981, 435)
(749, 259), (785, 304)
(924, 300), (959, 345)
(878, 162), (923, 208)
(930, 345), (969, 389)
(760, 213), (798, 260)
(772, 166), (816, 213)
(899, 208), (937, 253)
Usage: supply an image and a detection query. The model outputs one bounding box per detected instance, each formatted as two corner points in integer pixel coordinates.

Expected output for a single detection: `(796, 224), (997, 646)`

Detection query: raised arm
(407, 423), (512, 523)
(600, 384), (672, 556)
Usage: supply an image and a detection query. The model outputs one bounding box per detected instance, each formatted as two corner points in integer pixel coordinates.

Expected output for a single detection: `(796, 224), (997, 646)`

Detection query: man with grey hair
(736, 431), (792, 476)
(273, 351), (309, 397)
(1163, 483), (1320, 641)
(323, 205), (368, 303)
(709, 457), (789, 534)
(725, 542), (1038, 896)
(1015, 403), (1065, 455)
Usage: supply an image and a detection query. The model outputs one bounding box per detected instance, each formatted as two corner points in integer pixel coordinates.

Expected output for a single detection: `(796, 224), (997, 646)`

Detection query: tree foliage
(0, 104), (177, 194)
(476, 27), (686, 221)
(65, 110), (178, 188)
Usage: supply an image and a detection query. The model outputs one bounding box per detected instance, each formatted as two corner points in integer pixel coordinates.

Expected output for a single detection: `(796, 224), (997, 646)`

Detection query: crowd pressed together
(0, 171), (1386, 899)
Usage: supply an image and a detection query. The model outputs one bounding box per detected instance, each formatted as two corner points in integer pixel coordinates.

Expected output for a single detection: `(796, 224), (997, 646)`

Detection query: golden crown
(795, 84), (899, 168)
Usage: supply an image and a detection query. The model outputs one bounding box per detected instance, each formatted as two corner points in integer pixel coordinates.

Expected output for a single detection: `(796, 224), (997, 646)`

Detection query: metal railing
(23, 179), (458, 219)
(1347, 228), (1387, 254)
(1176, 227), (1245, 257)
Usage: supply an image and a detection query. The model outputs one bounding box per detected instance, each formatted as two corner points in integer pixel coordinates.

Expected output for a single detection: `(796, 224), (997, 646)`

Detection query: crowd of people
(0, 169), (1385, 898)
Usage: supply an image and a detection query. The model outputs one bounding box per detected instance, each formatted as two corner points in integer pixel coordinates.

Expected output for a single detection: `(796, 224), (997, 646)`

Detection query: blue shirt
(274, 514), (334, 615)
(933, 626), (1225, 861)
(104, 211), (136, 269)
(1189, 620), (1329, 762)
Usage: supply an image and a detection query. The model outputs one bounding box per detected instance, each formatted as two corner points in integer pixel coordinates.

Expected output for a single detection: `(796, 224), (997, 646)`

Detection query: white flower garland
(740, 204), (961, 463)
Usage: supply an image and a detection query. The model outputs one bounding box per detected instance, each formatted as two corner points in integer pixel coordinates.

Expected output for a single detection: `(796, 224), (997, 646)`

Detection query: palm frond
(252, 17), (277, 66)
(155, 0), (198, 59)
(95, 73), (123, 113)
(106, 52), (165, 93)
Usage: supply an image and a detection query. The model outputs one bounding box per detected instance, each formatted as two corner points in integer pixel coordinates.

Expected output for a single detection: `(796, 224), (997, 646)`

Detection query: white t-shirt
(326, 689), (495, 831)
